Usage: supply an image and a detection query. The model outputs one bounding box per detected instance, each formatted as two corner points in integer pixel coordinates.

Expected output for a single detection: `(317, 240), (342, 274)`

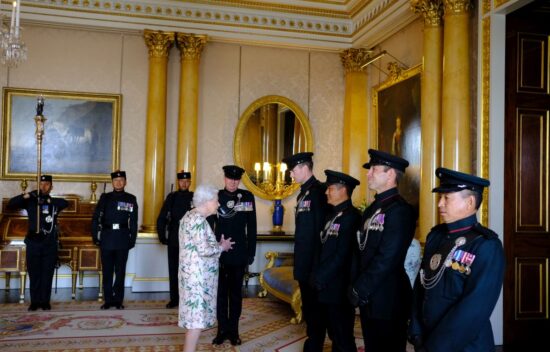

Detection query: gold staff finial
(34, 96), (47, 234)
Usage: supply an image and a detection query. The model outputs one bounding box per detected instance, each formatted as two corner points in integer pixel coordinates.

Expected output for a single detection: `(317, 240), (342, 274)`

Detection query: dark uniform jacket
(352, 187), (416, 320)
(313, 199), (361, 304)
(214, 188), (257, 266)
(409, 214), (505, 352)
(92, 191), (138, 250)
(8, 191), (69, 243)
(294, 176), (328, 281)
(156, 190), (193, 246)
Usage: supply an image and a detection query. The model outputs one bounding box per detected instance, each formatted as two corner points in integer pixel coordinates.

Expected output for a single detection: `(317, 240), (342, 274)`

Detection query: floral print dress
(178, 210), (223, 329)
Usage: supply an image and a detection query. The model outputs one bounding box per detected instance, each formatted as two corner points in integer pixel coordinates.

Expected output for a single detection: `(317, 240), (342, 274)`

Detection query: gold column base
(139, 224), (157, 234)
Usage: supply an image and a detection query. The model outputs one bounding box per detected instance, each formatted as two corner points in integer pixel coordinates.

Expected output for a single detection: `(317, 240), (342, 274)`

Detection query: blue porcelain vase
(272, 199), (284, 233)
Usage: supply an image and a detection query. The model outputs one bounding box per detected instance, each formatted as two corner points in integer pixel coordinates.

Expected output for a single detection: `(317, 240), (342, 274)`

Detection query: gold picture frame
(233, 95), (314, 201)
(1, 87), (122, 182)
(372, 64), (422, 207)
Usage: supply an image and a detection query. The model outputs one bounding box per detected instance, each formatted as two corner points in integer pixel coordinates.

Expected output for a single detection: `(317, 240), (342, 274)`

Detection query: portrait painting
(374, 64), (422, 207)
(1, 87), (121, 182)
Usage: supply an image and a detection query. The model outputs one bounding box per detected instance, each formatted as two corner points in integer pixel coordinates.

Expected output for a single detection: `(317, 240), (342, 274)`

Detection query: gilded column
(441, 0), (472, 172)
(411, 0), (444, 243)
(340, 49), (370, 205)
(175, 33), (207, 184)
(141, 29), (175, 233)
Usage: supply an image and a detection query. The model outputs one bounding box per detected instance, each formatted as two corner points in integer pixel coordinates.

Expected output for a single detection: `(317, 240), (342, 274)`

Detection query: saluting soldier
(212, 165), (257, 346)
(408, 168), (504, 352)
(8, 175), (69, 311)
(311, 170), (361, 352)
(349, 149), (417, 352)
(282, 152), (329, 352)
(157, 170), (194, 309)
(92, 170), (138, 310)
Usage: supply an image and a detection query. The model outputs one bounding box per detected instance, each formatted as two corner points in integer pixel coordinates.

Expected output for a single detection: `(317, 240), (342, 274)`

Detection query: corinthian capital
(340, 48), (372, 73)
(143, 30), (175, 58)
(176, 33), (207, 60)
(411, 0), (444, 27)
(444, 0), (473, 15)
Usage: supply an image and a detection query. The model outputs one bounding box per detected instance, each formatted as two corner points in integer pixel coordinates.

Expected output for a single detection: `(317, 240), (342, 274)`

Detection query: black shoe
(42, 302), (51, 310)
(212, 332), (227, 345)
(229, 334), (242, 346)
(115, 303), (125, 310)
(28, 303), (39, 311)
(100, 303), (111, 310)
(165, 301), (178, 309)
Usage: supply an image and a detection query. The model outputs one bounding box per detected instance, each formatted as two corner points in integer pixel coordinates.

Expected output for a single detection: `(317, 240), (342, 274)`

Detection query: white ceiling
(6, 0), (419, 51)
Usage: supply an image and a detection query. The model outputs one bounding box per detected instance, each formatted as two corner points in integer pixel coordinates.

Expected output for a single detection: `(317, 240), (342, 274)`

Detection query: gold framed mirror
(234, 95), (314, 200)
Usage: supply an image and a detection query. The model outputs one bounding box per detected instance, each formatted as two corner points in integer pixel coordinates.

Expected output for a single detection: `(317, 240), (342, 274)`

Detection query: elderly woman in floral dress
(178, 184), (234, 352)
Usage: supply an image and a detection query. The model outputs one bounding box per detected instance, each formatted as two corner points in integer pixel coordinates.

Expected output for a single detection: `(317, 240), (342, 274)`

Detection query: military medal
(227, 200), (235, 209)
(45, 215), (53, 223)
(422, 236), (470, 289)
(450, 249), (476, 274)
(295, 191), (310, 215)
(462, 251), (476, 275)
(320, 212), (343, 243)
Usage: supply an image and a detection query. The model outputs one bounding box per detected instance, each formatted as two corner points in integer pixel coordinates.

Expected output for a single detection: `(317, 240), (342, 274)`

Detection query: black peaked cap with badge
(282, 152), (313, 170)
(40, 174), (53, 182)
(223, 165), (245, 180)
(111, 170), (126, 179)
(432, 167), (490, 194)
(177, 170), (191, 179)
(362, 149), (409, 172)
(324, 170), (360, 193)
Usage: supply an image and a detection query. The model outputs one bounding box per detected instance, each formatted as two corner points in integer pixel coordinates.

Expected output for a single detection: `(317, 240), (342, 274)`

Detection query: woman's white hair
(192, 184), (218, 208)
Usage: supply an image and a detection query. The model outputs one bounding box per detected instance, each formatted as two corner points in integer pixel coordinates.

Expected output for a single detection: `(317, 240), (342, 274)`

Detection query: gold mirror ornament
(234, 95), (314, 201)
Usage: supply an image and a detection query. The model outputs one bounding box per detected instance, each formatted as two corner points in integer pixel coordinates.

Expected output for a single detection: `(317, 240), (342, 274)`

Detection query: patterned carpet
(0, 298), (378, 352)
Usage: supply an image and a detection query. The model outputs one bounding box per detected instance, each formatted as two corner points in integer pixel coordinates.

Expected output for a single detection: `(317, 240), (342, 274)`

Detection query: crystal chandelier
(1, 0), (27, 67)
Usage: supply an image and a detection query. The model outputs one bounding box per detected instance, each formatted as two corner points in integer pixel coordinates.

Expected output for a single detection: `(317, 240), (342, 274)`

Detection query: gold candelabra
(252, 161), (294, 200)
(251, 161), (293, 234)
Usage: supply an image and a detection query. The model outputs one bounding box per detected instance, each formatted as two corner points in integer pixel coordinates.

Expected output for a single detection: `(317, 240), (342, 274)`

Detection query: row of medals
(430, 236), (474, 276)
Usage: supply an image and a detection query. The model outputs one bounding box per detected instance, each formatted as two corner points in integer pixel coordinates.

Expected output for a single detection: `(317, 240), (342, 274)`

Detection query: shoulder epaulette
(472, 223), (499, 239)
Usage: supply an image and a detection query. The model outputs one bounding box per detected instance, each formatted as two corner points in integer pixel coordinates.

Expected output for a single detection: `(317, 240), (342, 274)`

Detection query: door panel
(504, 2), (550, 350)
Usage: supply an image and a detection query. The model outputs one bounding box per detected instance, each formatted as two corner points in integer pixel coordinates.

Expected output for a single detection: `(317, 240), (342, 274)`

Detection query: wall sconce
(361, 50), (386, 69)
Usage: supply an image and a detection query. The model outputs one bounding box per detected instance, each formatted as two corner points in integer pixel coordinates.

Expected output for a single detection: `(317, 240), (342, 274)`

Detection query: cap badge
(430, 254), (442, 271)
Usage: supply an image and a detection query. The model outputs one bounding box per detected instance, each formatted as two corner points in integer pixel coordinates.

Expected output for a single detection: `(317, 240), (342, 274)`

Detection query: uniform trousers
(167, 244), (179, 303)
(322, 302), (357, 352)
(299, 280), (328, 352)
(26, 239), (58, 305)
(101, 248), (129, 304)
(217, 263), (246, 335)
(359, 311), (408, 352)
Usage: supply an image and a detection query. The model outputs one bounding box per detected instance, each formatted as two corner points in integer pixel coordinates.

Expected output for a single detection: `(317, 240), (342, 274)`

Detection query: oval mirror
(234, 95), (314, 200)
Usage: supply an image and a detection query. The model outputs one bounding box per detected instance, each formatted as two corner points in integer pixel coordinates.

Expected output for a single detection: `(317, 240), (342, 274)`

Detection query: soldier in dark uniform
(157, 170), (194, 309)
(281, 152), (329, 352)
(349, 149), (417, 352)
(311, 170), (361, 352)
(212, 165), (257, 346)
(92, 170), (138, 310)
(408, 168), (505, 352)
(8, 175), (69, 311)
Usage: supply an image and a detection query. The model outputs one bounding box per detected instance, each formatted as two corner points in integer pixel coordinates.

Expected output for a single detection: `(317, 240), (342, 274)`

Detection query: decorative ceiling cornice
(3, 0), (419, 51)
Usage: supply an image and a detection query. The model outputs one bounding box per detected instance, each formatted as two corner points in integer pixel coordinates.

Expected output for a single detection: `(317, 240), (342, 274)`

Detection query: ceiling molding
(4, 0), (417, 51)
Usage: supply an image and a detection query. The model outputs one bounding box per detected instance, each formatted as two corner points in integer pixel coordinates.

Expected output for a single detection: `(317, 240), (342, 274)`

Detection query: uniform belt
(103, 222), (129, 230)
